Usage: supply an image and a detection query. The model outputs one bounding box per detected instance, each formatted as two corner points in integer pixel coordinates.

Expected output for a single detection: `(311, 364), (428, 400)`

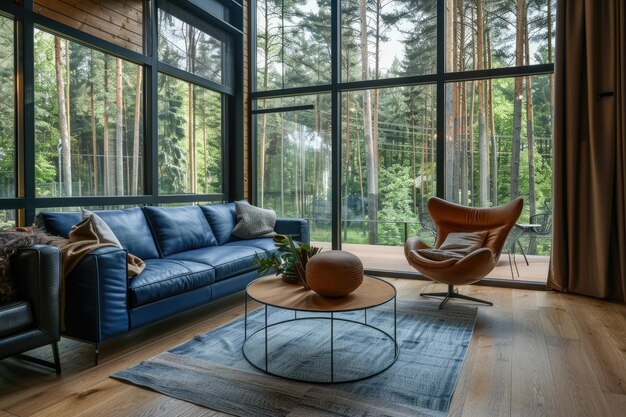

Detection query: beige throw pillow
(82, 209), (123, 248)
(438, 231), (489, 255)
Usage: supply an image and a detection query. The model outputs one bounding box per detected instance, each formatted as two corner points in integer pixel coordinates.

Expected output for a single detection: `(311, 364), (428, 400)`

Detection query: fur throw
(0, 229), (63, 302)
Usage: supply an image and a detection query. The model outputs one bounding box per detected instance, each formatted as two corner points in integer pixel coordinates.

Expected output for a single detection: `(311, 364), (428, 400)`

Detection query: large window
(341, 86), (437, 250)
(34, 30), (144, 197)
(0, 0), (242, 224)
(158, 74), (222, 195)
(254, 0), (555, 281)
(157, 2), (230, 196)
(159, 8), (227, 86)
(255, 95), (332, 243)
(256, 0), (331, 90)
(341, 0), (437, 80)
(0, 15), (14, 199)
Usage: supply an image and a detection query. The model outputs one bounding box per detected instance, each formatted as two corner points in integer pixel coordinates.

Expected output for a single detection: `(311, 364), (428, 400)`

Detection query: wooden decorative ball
(306, 250), (364, 297)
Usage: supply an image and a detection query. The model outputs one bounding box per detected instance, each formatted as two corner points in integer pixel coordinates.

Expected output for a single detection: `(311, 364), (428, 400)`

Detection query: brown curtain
(549, 0), (626, 302)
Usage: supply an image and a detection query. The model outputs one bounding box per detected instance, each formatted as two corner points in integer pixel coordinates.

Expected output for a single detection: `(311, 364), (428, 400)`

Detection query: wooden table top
(246, 275), (396, 312)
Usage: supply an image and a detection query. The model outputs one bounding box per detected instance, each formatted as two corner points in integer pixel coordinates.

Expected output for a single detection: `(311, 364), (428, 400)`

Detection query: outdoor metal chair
(529, 213), (552, 236)
(502, 226), (529, 279)
(418, 211), (437, 238)
(543, 198), (553, 213)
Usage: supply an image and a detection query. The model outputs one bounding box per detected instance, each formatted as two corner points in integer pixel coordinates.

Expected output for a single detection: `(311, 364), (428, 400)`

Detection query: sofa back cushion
(38, 208), (160, 259)
(200, 203), (237, 245)
(143, 206), (218, 256)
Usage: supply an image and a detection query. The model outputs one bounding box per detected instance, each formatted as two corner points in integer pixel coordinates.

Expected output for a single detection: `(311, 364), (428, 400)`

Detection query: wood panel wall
(243, 0), (249, 200)
(34, 0), (143, 53)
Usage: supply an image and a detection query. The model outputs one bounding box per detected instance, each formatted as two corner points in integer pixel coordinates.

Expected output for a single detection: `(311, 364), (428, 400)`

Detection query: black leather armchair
(0, 245), (62, 373)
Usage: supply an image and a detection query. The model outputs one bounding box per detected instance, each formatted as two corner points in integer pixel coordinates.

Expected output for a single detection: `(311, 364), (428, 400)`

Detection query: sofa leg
(15, 342), (62, 374)
(94, 343), (100, 366)
(52, 342), (61, 374)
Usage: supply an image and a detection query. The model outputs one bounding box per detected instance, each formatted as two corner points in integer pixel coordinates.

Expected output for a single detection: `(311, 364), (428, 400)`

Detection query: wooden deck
(313, 242), (550, 283)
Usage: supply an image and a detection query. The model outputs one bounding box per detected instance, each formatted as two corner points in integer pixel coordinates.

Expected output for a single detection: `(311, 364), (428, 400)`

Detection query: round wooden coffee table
(242, 275), (398, 383)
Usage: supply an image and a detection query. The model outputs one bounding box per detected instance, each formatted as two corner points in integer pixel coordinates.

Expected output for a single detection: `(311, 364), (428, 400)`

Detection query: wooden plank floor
(1, 280), (624, 417)
(315, 242), (550, 282)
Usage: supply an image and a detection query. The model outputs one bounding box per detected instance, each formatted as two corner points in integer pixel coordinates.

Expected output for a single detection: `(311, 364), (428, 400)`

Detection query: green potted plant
(255, 235), (321, 288)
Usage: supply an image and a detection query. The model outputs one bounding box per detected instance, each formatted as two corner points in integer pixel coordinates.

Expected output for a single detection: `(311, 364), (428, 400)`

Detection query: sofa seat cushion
(200, 203), (237, 245)
(167, 246), (266, 282)
(39, 208), (159, 260)
(0, 301), (33, 338)
(222, 238), (278, 254)
(129, 259), (215, 307)
(144, 206), (218, 257)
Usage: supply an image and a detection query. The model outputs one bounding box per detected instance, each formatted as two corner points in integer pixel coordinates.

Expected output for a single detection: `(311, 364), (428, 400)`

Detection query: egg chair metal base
(420, 284), (493, 309)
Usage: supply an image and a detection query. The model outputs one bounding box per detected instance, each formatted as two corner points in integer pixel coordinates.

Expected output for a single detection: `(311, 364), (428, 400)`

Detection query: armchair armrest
(12, 245), (61, 340)
(63, 247), (129, 343)
(275, 218), (310, 244)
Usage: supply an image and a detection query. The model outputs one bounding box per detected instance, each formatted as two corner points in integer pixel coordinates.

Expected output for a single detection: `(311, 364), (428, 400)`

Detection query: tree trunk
(90, 61), (98, 195)
(547, 0), (553, 106)
(460, 0), (468, 205)
(421, 98), (426, 209)
(131, 66), (142, 195)
(372, 0), (380, 170)
(186, 25), (197, 194)
(469, 5), (476, 204)
(452, 0), (461, 202)
(487, 27), (498, 205)
(115, 58), (124, 195)
(469, 80), (476, 204)
(344, 88), (351, 240)
(526, 15), (537, 253)
(356, 123), (366, 235)
(411, 101), (416, 213)
(476, 0), (489, 206)
(445, 0), (455, 201)
(65, 38), (70, 138)
(359, 0), (377, 244)
(55, 37), (72, 197)
(258, 2), (272, 207)
(202, 103), (208, 193)
(103, 58), (111, 195)
(280, 115), (285, 216)
(511, 0), (525, 200)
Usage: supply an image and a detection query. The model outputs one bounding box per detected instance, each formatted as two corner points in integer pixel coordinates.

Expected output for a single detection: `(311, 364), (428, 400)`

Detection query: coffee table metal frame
(242, 276), (398, 384)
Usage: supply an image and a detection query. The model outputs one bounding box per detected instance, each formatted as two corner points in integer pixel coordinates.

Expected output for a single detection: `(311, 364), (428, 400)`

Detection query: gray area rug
(113, 299), (477, 417)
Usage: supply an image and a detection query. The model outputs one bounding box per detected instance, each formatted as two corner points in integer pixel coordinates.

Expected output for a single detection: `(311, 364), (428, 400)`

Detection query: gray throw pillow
(232, 202), (277, 239)
(438, 231), (488, 255)
(417, 248), (465, 261)
(82, 209), (123, 248)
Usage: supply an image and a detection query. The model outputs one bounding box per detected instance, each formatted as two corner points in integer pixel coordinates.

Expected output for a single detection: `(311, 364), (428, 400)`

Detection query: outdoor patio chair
(502, 226), (528, 279)
(418, 211), (437, 238)
(529, 213), (552, 236)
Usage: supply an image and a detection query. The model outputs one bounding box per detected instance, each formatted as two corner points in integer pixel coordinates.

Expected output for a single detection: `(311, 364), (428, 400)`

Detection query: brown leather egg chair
(404, 197), (523, 308)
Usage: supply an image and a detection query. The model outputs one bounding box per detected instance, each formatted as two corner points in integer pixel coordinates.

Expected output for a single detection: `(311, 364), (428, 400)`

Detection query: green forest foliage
(255, 0), (555, 253)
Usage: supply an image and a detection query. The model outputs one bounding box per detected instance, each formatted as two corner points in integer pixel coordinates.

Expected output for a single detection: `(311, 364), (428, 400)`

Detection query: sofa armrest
(64, 247), (130, 343)
(12, 245), (61, 341)
(275, 218), (310, 244)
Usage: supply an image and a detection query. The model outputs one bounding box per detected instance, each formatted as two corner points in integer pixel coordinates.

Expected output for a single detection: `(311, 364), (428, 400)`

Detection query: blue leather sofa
(38, 203), (309, 359)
